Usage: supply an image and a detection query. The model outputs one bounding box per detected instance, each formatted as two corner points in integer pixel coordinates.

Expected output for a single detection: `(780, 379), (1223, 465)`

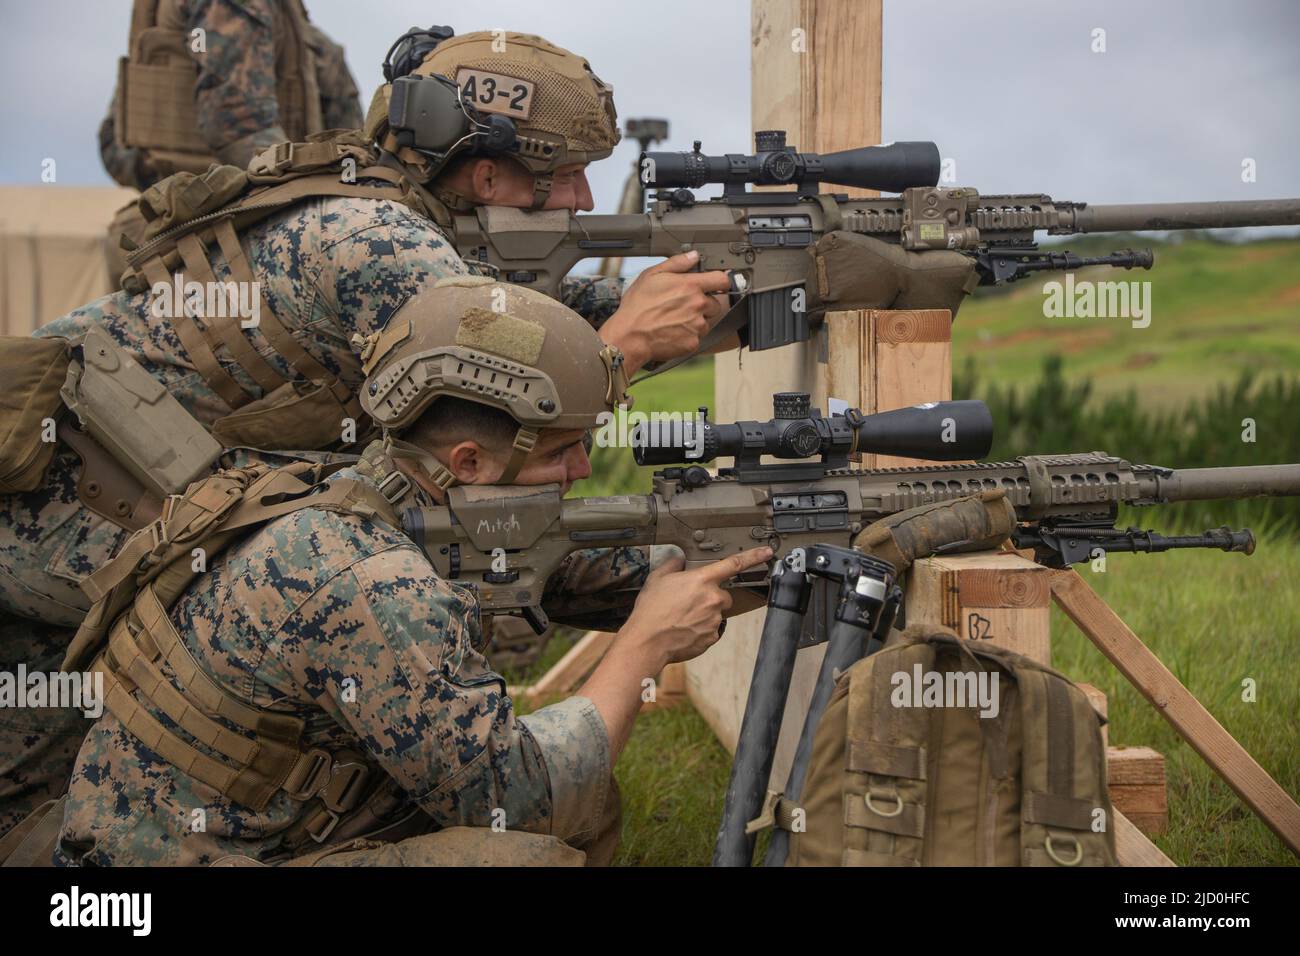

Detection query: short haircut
(406, 396), (518, 452)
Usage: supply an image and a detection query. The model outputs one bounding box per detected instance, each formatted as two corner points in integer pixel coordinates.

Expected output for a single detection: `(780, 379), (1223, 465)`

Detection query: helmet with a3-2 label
(368, 28), (620, 207)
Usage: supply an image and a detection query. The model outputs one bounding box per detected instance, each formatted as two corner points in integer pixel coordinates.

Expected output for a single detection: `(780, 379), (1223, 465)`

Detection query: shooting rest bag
(805, 231), (980, 319)
(783, 624), (1117, 867)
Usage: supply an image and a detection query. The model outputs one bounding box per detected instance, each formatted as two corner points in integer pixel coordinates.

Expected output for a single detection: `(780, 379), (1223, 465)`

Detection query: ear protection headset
(383, 26), (519, 170)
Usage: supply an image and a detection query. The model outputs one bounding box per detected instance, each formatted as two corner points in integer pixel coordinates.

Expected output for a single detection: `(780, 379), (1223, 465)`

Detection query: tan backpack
(783, 625), (1118, 867)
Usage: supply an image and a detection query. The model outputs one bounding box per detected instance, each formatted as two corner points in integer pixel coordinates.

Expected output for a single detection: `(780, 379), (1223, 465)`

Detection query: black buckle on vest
(303, 759), (370, 844)
(377, 470), (412, 505)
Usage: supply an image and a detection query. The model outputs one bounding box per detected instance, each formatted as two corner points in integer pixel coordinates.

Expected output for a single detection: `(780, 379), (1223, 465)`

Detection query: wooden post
(688, 0), (884, 777)
(1108, 746), (1169, 836)
(826, 309), (954, 467)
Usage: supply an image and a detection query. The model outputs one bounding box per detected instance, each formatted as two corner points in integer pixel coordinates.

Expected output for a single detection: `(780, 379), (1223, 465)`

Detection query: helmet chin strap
(384, 436), (460, 491)
(385, 425), (540, 491)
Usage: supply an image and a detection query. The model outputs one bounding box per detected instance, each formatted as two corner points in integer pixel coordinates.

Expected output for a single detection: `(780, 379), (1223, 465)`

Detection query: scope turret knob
(765, 151), (798, 183)
(774, 391), (811, 419)
(755, 129), (787, 151)
(783, 421), (821, 458)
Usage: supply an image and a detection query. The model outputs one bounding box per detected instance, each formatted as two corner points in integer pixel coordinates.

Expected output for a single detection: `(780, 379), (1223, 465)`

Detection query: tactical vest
(112, 130), (452, 458)
(60, 460), (415, 852)
(763, 626), (1118, 867)
(115, 0), (322, 179)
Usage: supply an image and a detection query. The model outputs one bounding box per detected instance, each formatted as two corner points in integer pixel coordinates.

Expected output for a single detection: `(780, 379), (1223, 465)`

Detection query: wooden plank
(1115, 809), (1177, 867)
(906, 552), (1052, 666)
(823, 309), (953, 468)
(1052, 569), (1300, 856)
(1076, 682), (1108, 747)
(1108, 746), (1169, 836)
(526, 630), (614, 701)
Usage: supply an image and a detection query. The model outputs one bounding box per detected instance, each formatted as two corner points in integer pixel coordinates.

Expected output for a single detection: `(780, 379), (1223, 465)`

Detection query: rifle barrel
(1152, 464), (1300, 503)
(1070, 199), (1300, 233)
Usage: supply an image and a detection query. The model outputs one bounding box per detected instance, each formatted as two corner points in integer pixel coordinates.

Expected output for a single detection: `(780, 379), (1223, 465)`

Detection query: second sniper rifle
(401, 394), (1300, 633)
(450, 131), (1300, 353)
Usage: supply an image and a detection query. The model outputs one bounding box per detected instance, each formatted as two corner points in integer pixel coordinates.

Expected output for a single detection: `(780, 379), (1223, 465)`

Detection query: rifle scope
(641, 130), (940, 194)
(632, 394), (992, 468)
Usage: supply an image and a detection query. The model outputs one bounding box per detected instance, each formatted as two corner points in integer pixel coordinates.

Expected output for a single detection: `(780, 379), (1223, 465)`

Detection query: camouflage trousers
(210, 778), (623, 868)
(0, 449), (129, 836)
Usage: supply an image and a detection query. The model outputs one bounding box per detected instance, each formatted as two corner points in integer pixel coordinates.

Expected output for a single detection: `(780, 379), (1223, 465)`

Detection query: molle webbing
(839, 639), (932, 867)
(125, 163), (415, 440)
(69, 463), (397, 818)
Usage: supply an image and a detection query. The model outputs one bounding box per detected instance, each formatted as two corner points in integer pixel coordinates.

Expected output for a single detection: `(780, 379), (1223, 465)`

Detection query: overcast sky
(2, 0), (1297, 216)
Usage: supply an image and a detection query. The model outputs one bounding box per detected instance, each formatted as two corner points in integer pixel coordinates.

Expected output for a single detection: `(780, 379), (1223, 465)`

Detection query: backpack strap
(1018, 667), (1115, 866)
(839, 640), (933, 867)
(175, 232), (286, 396)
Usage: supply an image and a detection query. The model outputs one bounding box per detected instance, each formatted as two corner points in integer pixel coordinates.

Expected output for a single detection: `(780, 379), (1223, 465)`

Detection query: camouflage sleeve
(541, 546), (650, 631)
(560, 276), (624, 329)
(307, 24), (363, 130)
(189, 0), (288, 166)
(277, 545), (609, 839)
(317, 205), (470, 342)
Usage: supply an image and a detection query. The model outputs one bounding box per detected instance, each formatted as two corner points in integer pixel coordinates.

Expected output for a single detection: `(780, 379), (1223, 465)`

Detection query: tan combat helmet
(368, 28), (620, 208)
(356, 276), (630, 490)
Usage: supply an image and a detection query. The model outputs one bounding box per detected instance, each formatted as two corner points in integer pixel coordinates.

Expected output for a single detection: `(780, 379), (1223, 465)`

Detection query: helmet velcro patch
(456, 308), (546, 365)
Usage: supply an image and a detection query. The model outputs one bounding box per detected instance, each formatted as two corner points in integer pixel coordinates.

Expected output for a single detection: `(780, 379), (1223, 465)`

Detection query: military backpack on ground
(780, 625), (1117, 867)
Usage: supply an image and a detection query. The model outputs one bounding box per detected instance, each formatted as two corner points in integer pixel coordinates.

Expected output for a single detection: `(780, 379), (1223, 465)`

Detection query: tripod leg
(764, 563), (889, 867)
(712, 561), (811, 867)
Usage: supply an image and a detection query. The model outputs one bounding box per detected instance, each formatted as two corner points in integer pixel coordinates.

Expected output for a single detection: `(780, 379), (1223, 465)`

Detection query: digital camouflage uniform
(100, 0), (361, 191)
(0, 192), (622, 835)
(55, 463), (647, 865)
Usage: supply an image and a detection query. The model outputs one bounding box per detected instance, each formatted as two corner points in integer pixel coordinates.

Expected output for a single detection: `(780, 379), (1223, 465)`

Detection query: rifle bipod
(712, 544), (903, 866)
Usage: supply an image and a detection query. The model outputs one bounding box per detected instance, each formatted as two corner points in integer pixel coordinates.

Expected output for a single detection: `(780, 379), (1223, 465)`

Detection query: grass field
(527, 238), (1300, 866)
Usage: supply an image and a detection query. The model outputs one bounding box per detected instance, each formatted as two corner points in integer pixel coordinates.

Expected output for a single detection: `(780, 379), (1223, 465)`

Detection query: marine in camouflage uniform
(55, 281), (651, 865)
(0, 28), (640, 837)
(56, 465), (646, 865)
(99, 0), (360, 191)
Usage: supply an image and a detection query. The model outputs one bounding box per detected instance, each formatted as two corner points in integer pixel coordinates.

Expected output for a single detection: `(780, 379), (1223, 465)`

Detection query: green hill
(953, 235), (1300, 407)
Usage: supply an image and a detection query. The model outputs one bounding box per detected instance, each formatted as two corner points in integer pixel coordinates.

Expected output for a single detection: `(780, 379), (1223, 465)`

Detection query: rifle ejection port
(747, 214), (814, 248)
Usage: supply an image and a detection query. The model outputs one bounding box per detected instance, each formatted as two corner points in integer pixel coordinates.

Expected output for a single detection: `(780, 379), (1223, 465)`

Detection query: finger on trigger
(692, 270), (732, 293)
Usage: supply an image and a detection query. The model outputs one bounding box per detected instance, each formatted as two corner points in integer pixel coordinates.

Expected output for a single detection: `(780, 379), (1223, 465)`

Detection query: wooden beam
(1115, 809), (1177, 867)
(525, 630), (615, 702)
(826, 309), (953, 468)
(1051, 569), (1300, 856)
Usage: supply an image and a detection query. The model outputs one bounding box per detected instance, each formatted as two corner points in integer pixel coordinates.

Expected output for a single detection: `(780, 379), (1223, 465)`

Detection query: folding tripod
(712, 544), (903, 867)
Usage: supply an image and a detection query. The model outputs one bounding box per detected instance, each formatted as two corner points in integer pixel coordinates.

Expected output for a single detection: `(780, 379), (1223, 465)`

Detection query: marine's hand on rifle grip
(624, 545), (774, 665)
(598, 250), (731, 373)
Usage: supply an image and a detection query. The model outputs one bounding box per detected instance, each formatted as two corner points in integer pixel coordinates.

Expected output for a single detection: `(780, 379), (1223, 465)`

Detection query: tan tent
(0, 185), (137, 336)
